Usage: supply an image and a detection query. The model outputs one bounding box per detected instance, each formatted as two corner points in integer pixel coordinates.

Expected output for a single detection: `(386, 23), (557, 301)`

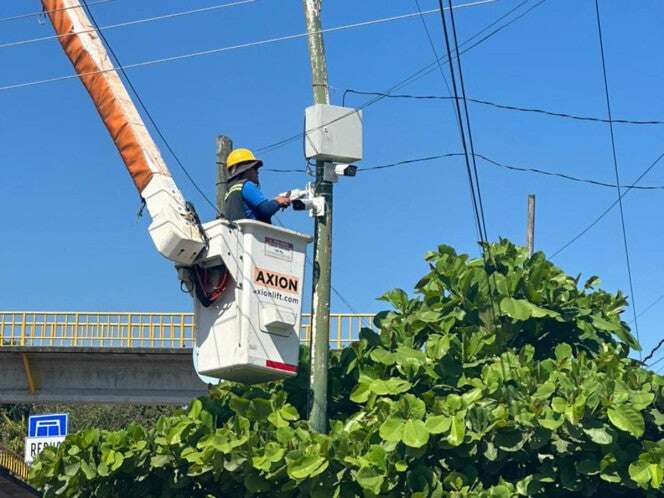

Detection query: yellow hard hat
(226, 148), (261, 169)
(226, 148), (263, 181)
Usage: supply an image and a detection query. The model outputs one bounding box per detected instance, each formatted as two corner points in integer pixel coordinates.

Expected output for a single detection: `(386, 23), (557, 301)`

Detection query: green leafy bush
(30, 241), (664, 497)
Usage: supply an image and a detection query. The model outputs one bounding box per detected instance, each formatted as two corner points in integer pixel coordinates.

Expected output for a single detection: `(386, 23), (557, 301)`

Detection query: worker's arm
(242, 182), (289, 220)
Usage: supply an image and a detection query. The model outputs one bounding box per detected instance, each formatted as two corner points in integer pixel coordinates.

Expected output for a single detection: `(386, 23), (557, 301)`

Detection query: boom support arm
(42, 0), (205, 265)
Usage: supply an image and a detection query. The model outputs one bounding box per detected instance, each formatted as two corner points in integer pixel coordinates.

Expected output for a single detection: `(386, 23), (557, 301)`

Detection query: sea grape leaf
(608, 406), (645, 438)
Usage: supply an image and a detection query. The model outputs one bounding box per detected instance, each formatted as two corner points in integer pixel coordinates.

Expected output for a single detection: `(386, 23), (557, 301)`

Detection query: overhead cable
(643, 338), (664, 366)
(550, 150), (664, 259)
(0, 0), (258, 50)
(80, 0), (219, 216)
(0, 0), (498, 92)
(258, 0), (546, 155)
(331, 287), (360, 314)
(393, 0), (539, 95)
(436, 0), (494, 331)
(268, 151), (664, 191)
(438, 0), (486, 243)
(631, 293), (664, 324)
(648, 355), (664, 369)
(267, 153), (463, 173)
(363, 153), (465, 172)
(446, 0), (490, 243)
(342, 89), (664, 126)
(593, 0), (640, 355)
(474, 154), (664, 190)
(403, 0), (546, 92)
(0, 0), (115, 23)
(438, 0), (501, 330)
(412, 0), (453, 96)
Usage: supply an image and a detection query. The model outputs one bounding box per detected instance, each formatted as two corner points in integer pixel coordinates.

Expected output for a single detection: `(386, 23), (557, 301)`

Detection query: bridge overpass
(0, 311), (373, 405)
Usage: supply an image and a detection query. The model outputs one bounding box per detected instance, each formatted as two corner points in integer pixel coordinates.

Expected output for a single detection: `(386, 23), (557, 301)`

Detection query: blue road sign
(28, 414), (68, 438)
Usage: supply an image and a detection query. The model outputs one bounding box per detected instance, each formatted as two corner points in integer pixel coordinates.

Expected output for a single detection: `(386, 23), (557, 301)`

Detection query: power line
(268, 151), (664, 192)
(395, 0), (541, 95)
(643, 337), (664, 365)
(474, 153), (664, 190)
(363, 153), (465, 172)
(0, 0), (116, 24)
(551, 150), (664, 258)
(404, 0), (546, 92)
(413, 0), (453, 96)
(264, 154), (465, 173)
(263, 168), (312, 173)
(437, 0), (501, 337)
(331, 286), (360, 314)
(438, 0), (486, 243)
(342, 89), (664, 126)
(261, 0), (546, 156)
(631, 293), (664, 324)
(80, 0), (219, 215)
(434, 0), (497, 345)
(470, 96), (664, 126)
(360, 0), (540, 105)
(0, 0), (498, 93)
(648, 355), (664, 369)
(593, 0), (640, 356)
(448, 0), (491, 243)
(0, 0), (257, 50)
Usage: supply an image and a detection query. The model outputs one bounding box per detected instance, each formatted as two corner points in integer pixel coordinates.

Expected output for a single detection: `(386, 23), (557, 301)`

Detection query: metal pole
(303, 0), (332, 433)
(526, 194), (536, 256)
(215, 135), (233, 216)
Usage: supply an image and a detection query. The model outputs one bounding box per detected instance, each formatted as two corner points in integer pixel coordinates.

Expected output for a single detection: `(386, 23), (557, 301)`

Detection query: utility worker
(223, 148), (291, 224)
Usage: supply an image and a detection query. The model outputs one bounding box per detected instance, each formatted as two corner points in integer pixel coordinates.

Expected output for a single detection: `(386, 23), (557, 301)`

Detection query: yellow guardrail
(0, 445), (29, 482)
(0, 312), (374, 350)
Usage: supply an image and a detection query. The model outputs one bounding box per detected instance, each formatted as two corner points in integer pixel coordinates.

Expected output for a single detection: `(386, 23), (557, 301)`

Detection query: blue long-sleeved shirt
(240, 181), (280, 223)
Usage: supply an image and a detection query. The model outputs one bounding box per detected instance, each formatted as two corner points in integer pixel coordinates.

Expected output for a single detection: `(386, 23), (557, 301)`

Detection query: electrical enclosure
(305, 104), (363, 163)
(194, 219), (311, 383)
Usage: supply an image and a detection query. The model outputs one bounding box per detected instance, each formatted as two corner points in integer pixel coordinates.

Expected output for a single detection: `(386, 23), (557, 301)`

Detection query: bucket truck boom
(42, 0), (205, 266)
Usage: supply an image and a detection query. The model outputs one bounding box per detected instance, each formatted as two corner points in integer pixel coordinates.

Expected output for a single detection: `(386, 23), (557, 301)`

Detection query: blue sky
(1, 0), (664, 362)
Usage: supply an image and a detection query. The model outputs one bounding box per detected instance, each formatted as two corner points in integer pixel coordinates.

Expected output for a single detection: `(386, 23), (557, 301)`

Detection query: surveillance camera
(292, 199), (308, 211)
(323, 163), (358, 182)
(284, 182), (324, 216)
(334, 164), (357, 177)
(292, 197), (324, 217)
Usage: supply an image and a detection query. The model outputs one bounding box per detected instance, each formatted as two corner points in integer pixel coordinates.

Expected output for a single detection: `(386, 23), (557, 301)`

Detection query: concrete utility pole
(302, 0), (332, 434)
(215, 135), (233, 216)
(526, 194), (536, 257)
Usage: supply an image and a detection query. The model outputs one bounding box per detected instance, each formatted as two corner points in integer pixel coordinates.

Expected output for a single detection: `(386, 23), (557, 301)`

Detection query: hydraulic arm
(42, 0), (205, 265)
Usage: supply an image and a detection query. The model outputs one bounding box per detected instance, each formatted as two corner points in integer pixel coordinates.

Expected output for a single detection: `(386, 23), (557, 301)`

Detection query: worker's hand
(275, 195), (291, 207)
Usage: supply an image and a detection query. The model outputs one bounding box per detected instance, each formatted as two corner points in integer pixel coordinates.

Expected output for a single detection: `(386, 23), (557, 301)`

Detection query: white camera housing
(285, 183), (325, 217)
(323, 163), (358, 183)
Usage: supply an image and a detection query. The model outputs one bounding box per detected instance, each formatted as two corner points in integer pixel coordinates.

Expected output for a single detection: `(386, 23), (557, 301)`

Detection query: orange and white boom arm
(42, 0), (206, 266)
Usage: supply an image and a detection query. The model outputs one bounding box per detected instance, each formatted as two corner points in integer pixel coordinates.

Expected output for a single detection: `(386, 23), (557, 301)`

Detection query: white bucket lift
(187, 219), (311, 383)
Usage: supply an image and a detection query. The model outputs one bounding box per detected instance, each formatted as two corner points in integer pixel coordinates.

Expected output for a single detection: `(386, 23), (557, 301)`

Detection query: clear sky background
(1, 0), (664, 364)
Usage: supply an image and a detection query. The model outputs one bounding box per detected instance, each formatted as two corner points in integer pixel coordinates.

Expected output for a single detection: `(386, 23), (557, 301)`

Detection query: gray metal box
(304, 104), (363, 163)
